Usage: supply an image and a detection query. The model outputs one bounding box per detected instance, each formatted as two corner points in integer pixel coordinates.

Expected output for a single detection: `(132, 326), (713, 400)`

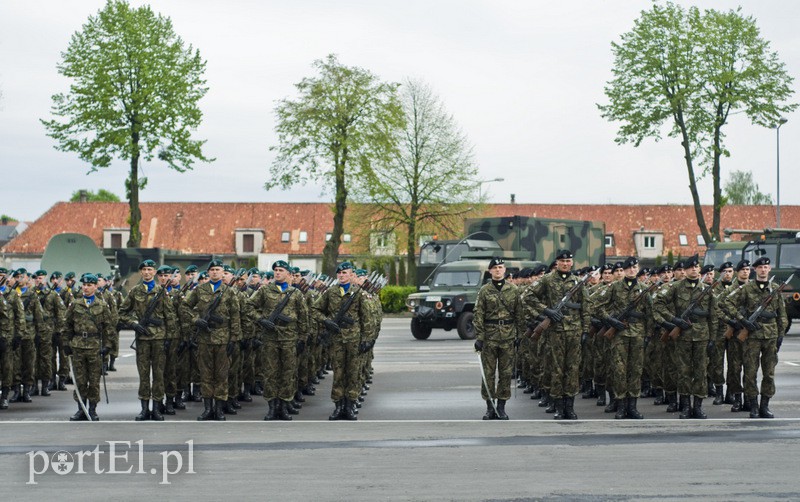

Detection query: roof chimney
(79, 190), (88, 203)
(510, 194), (515, 204)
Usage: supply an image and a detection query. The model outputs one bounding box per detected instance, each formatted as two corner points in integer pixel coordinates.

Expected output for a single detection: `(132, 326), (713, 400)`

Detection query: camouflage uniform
(708, 280), (735, 400)
(720, 281), (748, 409)
(0, 293), (21, 407)
(34, 285), (66, 393)
(55, 286), (74, 384)
(15, 287), (45, 397)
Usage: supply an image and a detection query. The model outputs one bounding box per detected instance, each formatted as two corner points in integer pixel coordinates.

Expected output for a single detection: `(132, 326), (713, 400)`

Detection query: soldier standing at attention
(474, 257), (522, 420)
(523, 250), (590, 420)
(0, 276), (22, 410)
(733, 256), (788, 418)
(720, 260), (751, 412)
(119, 260), (177, 421)
(8, 269), (45, 403)
(63, 274), (114, 421)
(33, 270), (66, 397)
(184, 260), (241, 421)
(313, 262), (373, 421)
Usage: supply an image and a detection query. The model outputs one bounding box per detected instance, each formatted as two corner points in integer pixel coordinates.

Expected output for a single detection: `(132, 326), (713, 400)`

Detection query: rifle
(130, 270), (178, 350)
(737, 272), (795, 342)
(189, 282), (227, 350)
(257, 285), (296, 334)
(526, 273), (592, 341)
(603, 280), (662, 339)
(667, 279), (720, 341)
(320, 282), (362, 347)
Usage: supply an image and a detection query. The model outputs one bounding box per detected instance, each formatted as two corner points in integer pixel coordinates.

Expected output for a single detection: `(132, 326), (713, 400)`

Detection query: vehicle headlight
(408, 299), (416, 307)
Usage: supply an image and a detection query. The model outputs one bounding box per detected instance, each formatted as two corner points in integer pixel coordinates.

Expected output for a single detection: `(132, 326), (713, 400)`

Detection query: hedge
(380, 286), (417, 313)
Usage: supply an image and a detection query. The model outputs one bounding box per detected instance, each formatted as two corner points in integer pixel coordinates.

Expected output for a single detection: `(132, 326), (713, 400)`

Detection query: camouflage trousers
(0, 339), (13, 389)
(662, 338), (679, 393)
(175, 343), (190, 393)
(35, 335), (53, 382)
(479, 340), (514, 401)
(743, 337), (778, 399)
(108, 330), (120, 358)
(726, 337), (744, 394)
(227, 342), (242, 400)
(580, 334), (594, 382)
(547, 330), (581, 398)
(610, 335), (644, 399)
(163, 340), (178, 398)
(55, 341), (70, 379)
(136, 338), (166, 400)
(263, 339), (296, 402)
(70, 348), (101, 404)
(296, 340), (309, 390)
(330, 339), (361, 402)
(13, 338), (36, 387)
(240, 340), (257, 387)
(675, 339), (708, 397)
(707, 333), (727, 386)
(645, 333), (663, 390)
(198, 341), (230, 401)
(592, 335), (611, 387)
(534, 336), (550, 392)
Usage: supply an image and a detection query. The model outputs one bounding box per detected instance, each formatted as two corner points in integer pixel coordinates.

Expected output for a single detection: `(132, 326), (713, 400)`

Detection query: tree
(268, 54), (404, 274)
(352, 79), (479, 285)
(723, 170), (772, 205)
(42, 0), (212, 247)
(69, 189), (121, 202)
(599, 2), (795, 243)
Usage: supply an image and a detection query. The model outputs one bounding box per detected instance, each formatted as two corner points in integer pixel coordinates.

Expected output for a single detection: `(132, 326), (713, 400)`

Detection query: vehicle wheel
(457, 312), (476, 340)
(411, 318), (432, 340)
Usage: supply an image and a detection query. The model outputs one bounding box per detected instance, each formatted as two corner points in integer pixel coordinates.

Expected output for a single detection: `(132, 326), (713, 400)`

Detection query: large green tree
(352, 78), (480, 285)
(723, 170), (772, 205)
(599, 2), (795, 243)
(42, 0), (212, 247)
(268, 54), (404, 274)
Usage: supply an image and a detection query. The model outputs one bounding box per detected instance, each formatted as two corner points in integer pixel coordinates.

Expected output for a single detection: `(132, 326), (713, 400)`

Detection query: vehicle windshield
(704, 247), (744, 266)
(779, 243), (800, 268)
(743, 243), (777, 266)
(432, 270), (481, 287)
(420, 242), (468, 265)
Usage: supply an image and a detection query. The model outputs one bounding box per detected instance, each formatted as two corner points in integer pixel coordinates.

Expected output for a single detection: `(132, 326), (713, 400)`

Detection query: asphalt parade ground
(2, 318), (800, 500)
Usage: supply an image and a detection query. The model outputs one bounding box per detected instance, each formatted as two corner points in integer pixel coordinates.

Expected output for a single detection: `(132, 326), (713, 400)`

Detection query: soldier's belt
(484, 319), (514, 326)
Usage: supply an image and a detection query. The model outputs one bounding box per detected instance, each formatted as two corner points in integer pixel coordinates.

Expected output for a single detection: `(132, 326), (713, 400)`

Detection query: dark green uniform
(34, 285), (66, 393)
(15, 287), (45, 397)
(0, 293), (21, 408)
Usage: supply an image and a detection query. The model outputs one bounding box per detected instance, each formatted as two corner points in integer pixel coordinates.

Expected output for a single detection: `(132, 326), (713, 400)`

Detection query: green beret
(318, 274), (329, 282)
(248, 267), (260, 275)
(236, 267), (247, 276)
(12, 268), (27, 278)
(185, 265), (199, 273)
(290, 267), (300, 274)
(300, 269), (311, 276)
(157, 265), (173, 274)
(265, 271), (274, 279)
(208, 259), (224, 269)
(0, 267), (8, 274)
(80, 273), (98, 284)
(34, 269), (47, 277)
(335, 262), (353, 273)
(355, 269), (368, 277)
(198, 271), (209, 279)
(65, 271), (76, 280)
(139, 259), (157, 270)
(50, 271), (63, 280)
(272, 260), (290, 271)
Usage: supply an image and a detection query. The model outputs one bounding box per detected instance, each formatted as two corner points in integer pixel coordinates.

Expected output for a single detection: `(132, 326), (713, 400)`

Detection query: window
(343, 234), (351, 243)
(679, 234), (688, 246)
(299, 231), (308, 243)
(103, 228), (129, 249)
(374, 233), (389, 248)
(242, 234), (254, 253)
(281, 232), (290, 243)
(643, 236), (656, 249)
(418, 234), (433, 246)
(697, 234), (705, 246)
(110, 233), (122, 249)
(604, 235), (615, 248)
(780, 243), (800, 268)
(325, 233), (332, 242)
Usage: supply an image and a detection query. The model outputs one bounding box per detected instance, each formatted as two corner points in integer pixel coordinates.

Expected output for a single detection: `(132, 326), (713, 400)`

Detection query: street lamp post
(478, 177), (504, 200)
(776, 117), (788, 227)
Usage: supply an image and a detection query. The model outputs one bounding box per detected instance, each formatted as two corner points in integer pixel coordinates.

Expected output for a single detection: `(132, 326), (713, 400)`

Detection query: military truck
(405, 257), (542, 340)
(416, 233), (500, 291)
(40, 233), (114, 280)
(704, 228), (800, 326)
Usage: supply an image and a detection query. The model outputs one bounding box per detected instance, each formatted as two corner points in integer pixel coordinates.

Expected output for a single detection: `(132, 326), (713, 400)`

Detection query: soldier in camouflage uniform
(731, 256), (788, 418)
(654, 256), (717, 419)
(119, 260), (178, 421)
(237, 267), (260, 403)
(184, 259), (241, 421)
(660, 261), (685, 413)
(0, 272), (23, 409)
(160, 267), (182, 415)
(595, 257), (653, 419)
(64, 274), (115, 421)
(248, 261), (308, 420)
(584, 264), (614, 404)
(708, 262), (734, 404)
(54, 272), (75, 389)
(33, 270), (66, 397)
(474, 257), (523, 420)
(719, 259), (750, 412)
(8, 269), (45, 403)
(96, 274), (119, 375)
(522, 250), (590, 420)
(313, 262), (373, 421)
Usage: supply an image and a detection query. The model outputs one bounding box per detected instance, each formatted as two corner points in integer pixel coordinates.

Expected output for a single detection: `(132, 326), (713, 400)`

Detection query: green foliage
(70, 189), (120, 202)
(1, 214), (17, 223)
(723, 170), (772, 205)
(379, 285), (416, 313)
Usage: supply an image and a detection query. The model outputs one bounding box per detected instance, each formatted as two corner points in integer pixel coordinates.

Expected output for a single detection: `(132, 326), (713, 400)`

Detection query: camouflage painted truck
(704, 228), (800, 329)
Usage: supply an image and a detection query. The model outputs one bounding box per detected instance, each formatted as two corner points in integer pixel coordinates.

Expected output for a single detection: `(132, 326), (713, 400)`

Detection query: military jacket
(99, 288), (120, 329)
(653, 278), (717, 341)
(57, 286), (73, 309)
(184, 281), (241, 345)
(594, 278), (654, 338)
(36, 287), (66, 334)
(65, 296), (115, 350)
(0, 294), (12, 341)
(1, 288), (26, 337)
(304, 288), (321, 336)
(312, 284), (372, 343)
(119, 282), (177, 340)
(248, 283), (308, 343)
(522, 271), (590, 334)
(733, 279), (789, 339)
(474, 280), (523, 343)
(17, 288), (45, 339)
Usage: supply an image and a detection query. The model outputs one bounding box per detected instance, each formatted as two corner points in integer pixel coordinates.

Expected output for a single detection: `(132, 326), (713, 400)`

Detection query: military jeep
(406, 258), (541, 340)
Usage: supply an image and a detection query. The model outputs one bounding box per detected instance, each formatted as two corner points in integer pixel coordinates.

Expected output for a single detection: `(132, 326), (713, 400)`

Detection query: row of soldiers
(474, 250), (789, 420)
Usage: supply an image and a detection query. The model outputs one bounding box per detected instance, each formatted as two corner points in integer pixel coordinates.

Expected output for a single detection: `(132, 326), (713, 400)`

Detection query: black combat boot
(239, 384), (253, 402)
(174, 393), (186, 410)
(538, 390), (550, 407)
(21, 385), (32, 403)
(595, 385), (606, 406)
(707, 380), (716, 398)
(88, 401), (99, 421)
(214, 400), (226, 421)
(41, 381), (51, 397)
(134, 399), (150, 421)
(496, 399), (509, 420)
(273, 400), (291, 421)
(191, 383), (202, 402)
(69, 401), (88, 421)
(553, 397), (566, 420)
(679, 395), (692, 419)
(151, 400), (165, 421)
(0, 388), (8, 410)
(730, 393), (743, 412)
(264, 399), (277, 420)
(581, 380), (593, 399)
(285, 401), (300, 415)
(627, 397), (644, 419)
(692, 397), (707, 419)
(545, 396), (557, 414)
(224, 398), (238, 415)
(653, 389), (665, 405)
(523, 383), (534, 394)
(748, 397), (760, 418)
(724, 388), (734, 405)
(742, 396), (752, 412)
(482, 400), (496, 420)
(108, 356), (116, 371)
(604, 392), (618, 413)
(302, 384), (316, 396)
(614, 399), (627, 419)
(329, 400), (344, 421)
(530, 387), (542, 399)
(713, 386), (724, 405)
(164, 397), (176, 415)
(230, 396), (242, 410)
(32, 382), (40, 396)
(759, 396), (774, 419)
(666, 392), (679, 413)
(341, 398), (358, 421)
(252, 382), (264, 396)
(564, 396), (578, 420)
(57, 376), (68, 391)
(197, 398), (213, 421)
(640, 379), (651, 398)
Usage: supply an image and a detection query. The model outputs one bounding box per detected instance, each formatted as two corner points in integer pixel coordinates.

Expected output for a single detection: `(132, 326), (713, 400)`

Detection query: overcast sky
(1, 0), (799, 223)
